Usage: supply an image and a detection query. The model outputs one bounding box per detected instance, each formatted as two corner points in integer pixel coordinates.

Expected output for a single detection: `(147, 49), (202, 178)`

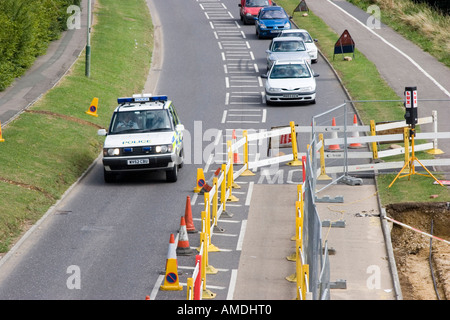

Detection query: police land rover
(98, 94), (184, 183)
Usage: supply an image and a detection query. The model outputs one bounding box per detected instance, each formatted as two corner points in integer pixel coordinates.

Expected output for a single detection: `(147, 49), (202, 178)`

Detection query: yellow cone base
(286, 253), (296, 261)
(288, 159), (302, 166)
(206, 265), (218, 275)
(208, 244), (221, 252)
(427, 148), (444, 155)
(85, 111), (98, 117)
(317, 173), (332, 180)
(240, 169), (255, 176)
(202, 289), (217, 299)
(286, 273), (297, 282)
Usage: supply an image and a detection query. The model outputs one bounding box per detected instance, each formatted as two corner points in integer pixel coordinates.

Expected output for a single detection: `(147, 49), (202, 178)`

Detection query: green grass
(278, 0), (405, 124)
(0, 0), (153, 252)
(276, 0), (450, 205)
(347, 0), (450, 68)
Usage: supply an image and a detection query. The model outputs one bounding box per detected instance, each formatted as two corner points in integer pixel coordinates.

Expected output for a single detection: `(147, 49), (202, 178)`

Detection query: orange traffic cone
(145, 295), (150, 300)
(232, 129), (241, 164)
(177, 216), (194, 256)
(327, 117), (341, 151)
(160, 234), (183, 291)
(349, 114), (363, 148)
(184, 196), (197, 233)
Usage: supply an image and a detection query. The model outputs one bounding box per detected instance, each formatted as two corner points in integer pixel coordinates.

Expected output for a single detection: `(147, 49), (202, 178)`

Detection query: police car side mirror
(261, 74), (268, 78)
(176, 124), (185, 132)
(314, 73), (320, 77)
(98, 129), (107, 136)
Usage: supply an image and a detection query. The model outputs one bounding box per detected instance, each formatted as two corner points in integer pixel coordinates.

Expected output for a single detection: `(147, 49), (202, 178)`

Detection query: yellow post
(370, 120), (378, 160)
(403, 127), (410, 169)
(0, 121), (5, 142)
(301, 264), (309, 300)
(200, 232), (217, 299)
(288, 121), (302, 166)
(203, 192), (220, 252)
(317, 133), (332, 180)
(186, 278), (194, 300)
(241, 130), (255, 176)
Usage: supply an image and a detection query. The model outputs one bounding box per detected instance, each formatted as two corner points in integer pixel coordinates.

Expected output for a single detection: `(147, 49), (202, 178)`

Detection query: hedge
(0, 0), (81, 90)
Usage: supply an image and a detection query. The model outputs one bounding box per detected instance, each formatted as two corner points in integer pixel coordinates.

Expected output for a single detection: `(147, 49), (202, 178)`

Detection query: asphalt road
(0, 0), (357, 299)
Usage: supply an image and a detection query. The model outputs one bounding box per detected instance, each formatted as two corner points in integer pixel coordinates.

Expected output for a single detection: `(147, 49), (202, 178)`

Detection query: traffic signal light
(404, 86), (418, 125)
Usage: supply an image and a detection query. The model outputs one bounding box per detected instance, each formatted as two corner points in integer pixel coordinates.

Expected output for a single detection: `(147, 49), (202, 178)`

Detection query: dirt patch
(386, 202), (450, 300)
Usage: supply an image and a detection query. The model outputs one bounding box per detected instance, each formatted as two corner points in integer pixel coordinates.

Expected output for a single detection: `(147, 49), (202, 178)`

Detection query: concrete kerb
(374, 173), (403, 300)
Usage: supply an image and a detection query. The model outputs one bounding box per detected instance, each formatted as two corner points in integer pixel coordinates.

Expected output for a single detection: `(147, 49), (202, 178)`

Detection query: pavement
(0, 0), (89, 126)
(1, 0), (448, 300)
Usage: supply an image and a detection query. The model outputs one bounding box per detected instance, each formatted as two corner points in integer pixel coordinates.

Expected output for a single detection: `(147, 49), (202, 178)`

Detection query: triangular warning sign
(333, 29), (355, 59)
(294, 0), (309, 13)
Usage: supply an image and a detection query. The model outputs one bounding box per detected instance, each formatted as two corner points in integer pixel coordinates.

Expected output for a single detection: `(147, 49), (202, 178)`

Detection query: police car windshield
(110, 110), (172, 134)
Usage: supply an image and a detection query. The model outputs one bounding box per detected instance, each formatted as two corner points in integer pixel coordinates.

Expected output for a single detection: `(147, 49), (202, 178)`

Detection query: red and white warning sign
(405, 88), (417, 108)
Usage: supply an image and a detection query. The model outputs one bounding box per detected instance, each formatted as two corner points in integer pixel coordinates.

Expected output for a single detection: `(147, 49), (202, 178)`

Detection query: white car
(278, 29), (318, 63)
(98, 94), (184, 182)
(266, 36), (311, 71)
(262, 60), (319, 105)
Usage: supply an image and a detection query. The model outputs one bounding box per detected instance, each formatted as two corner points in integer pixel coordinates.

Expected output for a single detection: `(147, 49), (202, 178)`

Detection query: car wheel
(178, 149), (184, 169)
(104, 169), (115, 183)
(166, 164), (178, 182)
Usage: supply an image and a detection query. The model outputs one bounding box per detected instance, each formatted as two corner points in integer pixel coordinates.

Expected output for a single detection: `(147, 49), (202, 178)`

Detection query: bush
(0, 0), (80, 91)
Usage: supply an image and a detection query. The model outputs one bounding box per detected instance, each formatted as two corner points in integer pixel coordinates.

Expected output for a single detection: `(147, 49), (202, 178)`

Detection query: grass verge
(276, 0), (450, 205)
(0, 0), (153, 252)
(347, 0), (450, 68)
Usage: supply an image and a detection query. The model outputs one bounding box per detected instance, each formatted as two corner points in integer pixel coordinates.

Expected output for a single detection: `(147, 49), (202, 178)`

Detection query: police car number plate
(127, 159), (149, 165)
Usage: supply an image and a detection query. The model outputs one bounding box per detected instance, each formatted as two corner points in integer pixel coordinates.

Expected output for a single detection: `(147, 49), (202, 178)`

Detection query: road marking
(227, 269), (238, 300)
(245, 182), (254, 206)
(150, 274), (164, 300)
(236, 220), (247, 251)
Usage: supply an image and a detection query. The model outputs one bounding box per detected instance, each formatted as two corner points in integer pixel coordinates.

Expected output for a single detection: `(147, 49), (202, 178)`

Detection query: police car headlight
(155, 144), (173, 153)
(105, 148), (120, 156)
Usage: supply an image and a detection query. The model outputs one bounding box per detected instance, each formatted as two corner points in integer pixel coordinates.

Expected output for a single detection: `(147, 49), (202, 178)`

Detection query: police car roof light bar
(117, 95), (168, 104)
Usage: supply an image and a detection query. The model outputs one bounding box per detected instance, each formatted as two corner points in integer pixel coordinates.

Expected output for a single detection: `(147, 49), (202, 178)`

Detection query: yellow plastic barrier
(286, 184), (310, 300)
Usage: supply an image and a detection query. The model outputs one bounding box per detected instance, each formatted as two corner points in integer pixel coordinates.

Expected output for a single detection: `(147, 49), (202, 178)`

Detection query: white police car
(98, 94), (184, 183)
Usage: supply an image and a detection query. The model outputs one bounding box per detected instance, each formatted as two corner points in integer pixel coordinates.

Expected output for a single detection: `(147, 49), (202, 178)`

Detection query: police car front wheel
(166, 164), (178, 182)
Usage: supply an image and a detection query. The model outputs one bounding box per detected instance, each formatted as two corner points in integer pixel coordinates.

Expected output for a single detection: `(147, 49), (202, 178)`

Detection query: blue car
(255, 6), (291, 39)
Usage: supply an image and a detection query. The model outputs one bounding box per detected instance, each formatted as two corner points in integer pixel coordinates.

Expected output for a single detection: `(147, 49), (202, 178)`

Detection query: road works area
(387, 202), (450, 300)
